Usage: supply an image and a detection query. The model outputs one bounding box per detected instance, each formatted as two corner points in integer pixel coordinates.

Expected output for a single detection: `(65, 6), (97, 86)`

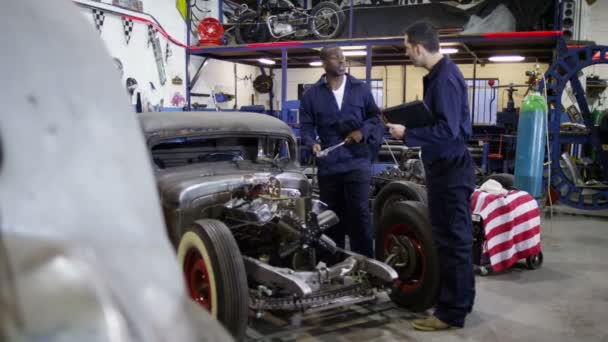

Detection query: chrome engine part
(221, 175), (398, 314)
(268, 15), (294, 37)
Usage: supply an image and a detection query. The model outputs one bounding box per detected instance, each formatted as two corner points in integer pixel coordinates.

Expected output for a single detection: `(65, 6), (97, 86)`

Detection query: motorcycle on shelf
(233, 0), (346, 44)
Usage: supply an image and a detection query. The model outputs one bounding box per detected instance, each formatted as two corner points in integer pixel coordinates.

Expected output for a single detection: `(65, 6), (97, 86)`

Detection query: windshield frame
(147, 130), (299, 171)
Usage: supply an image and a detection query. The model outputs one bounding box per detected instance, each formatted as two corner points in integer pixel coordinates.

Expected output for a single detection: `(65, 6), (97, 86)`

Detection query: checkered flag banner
(122, 17), (134, 45)
(92, 9), (105, 34)
(165, 40), (172, 62)
(147, 24), (158, 48)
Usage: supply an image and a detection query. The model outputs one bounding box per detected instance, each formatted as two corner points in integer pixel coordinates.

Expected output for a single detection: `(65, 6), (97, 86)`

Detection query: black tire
(525, 251), (543, 270)
(375, 201), (440, 312)
(309, 1), (346, 40)
(177, 219), (249, 341)
(234, 13), (268, 44)
(482, 173), (515, 189)
(373, 181), (427, 230)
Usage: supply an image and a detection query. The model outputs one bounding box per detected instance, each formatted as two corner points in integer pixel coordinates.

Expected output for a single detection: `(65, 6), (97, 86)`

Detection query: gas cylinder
(592, 108), (602, 127)
(513, 90), (548, 198)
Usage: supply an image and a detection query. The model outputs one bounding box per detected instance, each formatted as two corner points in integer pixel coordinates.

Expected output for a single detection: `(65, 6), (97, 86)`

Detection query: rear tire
(309, 1), (346, 40)
(177, 219), (249, 341)
(375, 201), (440, 312)
(373, 181), (427, 230)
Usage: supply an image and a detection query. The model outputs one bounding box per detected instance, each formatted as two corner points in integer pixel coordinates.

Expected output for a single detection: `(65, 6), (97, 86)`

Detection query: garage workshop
(2, 0), (608, 341)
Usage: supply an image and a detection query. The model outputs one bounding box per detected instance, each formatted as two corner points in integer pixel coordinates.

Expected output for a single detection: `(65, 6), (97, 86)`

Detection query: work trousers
(424, 150), (476, 327)
(317, 168), (374, 258)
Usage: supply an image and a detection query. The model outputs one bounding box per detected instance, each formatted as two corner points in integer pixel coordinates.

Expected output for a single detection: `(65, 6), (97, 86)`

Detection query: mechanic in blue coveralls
(299, 46), (384, 258)
(386, 22), (475, 331)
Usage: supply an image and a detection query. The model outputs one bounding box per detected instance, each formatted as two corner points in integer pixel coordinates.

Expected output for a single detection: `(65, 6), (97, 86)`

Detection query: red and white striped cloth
(471, 189), (541, 272)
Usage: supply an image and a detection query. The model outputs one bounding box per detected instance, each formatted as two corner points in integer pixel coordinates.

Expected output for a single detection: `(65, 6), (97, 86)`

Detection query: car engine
(223, 174), (339, 270)
(220, 174), (397, 312)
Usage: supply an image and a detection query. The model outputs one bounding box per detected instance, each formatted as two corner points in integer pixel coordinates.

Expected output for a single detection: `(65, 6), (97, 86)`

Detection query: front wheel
(309, 1), (345, 40)
(375, 201), (440, 312)
(177, 219), (249, 341)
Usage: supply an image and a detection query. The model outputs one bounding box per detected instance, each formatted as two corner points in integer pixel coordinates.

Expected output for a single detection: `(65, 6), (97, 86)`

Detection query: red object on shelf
(198, 17), (224, 46)
(488, 79), (495, 87)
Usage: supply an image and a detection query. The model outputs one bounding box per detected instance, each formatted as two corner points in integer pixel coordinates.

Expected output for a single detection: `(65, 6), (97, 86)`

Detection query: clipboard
(381, 100), (436, 129)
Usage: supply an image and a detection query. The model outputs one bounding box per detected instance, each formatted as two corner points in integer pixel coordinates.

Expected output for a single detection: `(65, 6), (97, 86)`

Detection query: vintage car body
(140, 112), (438, 341)
(141, 112), (307, 243)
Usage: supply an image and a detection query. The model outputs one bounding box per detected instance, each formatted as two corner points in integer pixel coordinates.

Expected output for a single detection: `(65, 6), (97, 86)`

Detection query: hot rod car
(140, 112), (439, 340)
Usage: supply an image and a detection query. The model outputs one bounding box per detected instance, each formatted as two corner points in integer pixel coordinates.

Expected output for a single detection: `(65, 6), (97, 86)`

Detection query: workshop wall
(405, 62), (550, 111)
(585, 0), (608, 105)
(278, 63), (545, 112)
(189, 58), (262, 110)
(79, 0), (261, 112)
(275, 65), (404, 109)
(79, 0), (187, 110)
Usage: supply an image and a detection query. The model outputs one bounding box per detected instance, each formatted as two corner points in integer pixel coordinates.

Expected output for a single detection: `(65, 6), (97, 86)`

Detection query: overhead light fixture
(309, 61), (323, 66)
(312, 45), (367, 51)
(343, 50), (367, 57)
(258, 58), (276, 65)
(488, 55), (525, 62)
(341, 45), (367, 50)
(440, 47), (458, 54)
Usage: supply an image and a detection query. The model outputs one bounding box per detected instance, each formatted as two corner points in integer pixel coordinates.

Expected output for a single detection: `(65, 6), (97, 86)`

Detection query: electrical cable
(72, 0), (202, 49)
(123, 14), (200, 49)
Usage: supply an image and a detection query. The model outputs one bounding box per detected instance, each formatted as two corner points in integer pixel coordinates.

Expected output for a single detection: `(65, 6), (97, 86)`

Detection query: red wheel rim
(183, 248), (213, 311)
(384, 224), (426, 292)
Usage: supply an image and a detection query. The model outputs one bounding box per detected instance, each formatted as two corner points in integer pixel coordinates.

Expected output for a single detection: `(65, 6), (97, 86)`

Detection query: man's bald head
(320, 46), (342, 61)
(319, 46), (346, 77)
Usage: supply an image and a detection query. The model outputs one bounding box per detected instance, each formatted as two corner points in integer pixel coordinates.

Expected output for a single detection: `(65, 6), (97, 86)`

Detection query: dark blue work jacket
(300, 74), (383, 176)
(405, 57), (472, 162)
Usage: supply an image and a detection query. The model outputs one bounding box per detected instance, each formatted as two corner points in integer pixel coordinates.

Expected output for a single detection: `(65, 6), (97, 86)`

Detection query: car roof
(139, 111), (295, 138)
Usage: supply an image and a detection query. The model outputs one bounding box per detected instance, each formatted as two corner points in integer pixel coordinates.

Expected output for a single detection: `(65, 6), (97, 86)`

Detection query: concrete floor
(246, 213), (608, 342)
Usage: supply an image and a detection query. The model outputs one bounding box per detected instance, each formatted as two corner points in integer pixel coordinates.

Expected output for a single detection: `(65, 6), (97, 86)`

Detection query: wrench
(315, 141), (345, 158)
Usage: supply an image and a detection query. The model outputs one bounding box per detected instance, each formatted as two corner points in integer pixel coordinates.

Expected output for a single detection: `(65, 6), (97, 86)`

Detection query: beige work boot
(411, 316), (454, 331)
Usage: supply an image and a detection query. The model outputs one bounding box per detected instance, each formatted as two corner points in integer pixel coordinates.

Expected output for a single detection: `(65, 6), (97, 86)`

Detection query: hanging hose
(383, 138), (400, 167)
(541, 73), (554, 230)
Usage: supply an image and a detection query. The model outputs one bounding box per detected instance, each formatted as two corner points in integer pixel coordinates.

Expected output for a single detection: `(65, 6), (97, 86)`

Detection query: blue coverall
(404, 57), (475, 327)
(300, 74), (384, 257)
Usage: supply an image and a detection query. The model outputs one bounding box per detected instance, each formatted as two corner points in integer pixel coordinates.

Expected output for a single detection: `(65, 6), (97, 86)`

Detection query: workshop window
(466, 78), (499, 125)
(370, 79), (384, 108)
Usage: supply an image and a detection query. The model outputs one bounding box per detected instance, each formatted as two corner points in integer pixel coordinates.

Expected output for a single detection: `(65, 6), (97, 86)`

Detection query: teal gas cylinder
(513, 91), (548, 198)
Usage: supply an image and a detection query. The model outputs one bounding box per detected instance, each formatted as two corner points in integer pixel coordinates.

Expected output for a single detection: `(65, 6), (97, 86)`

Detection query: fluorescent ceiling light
(309, 61), (323, 66)
(488, 55), (525, 62)
(258, 58), (276, 65)
(341, 45), (367, 50)
(343, 50), (367, 56)
(440, 47), (458, 54)
(312, 45), (366, 51)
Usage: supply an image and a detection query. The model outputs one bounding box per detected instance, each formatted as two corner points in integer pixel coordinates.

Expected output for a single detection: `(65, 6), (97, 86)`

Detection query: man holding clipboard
(386, 22), (476, 331)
